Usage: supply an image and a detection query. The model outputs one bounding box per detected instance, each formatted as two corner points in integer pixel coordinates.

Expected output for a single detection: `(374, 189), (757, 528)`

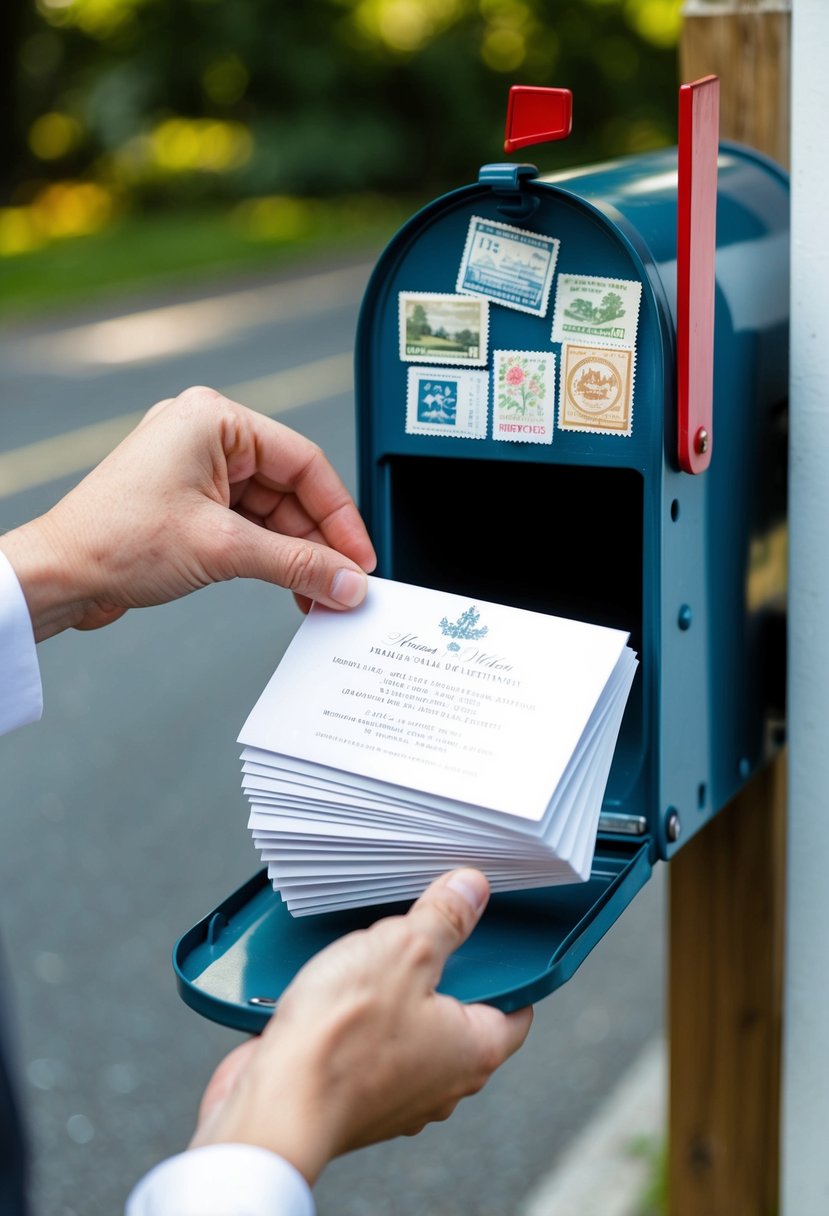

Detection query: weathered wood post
(669, 4), (790, 1214)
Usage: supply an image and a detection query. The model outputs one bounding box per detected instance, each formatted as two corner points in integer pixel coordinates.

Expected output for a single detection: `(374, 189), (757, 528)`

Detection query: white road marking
(0, 351), (353, 500)
(4, 262), (372, 370)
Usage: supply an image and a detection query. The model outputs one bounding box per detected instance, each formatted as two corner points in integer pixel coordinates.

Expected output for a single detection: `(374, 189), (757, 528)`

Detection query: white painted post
(782, 1), (829, 1211)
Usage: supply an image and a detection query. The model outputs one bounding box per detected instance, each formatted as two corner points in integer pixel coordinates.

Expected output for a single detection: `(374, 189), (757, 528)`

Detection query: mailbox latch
(478, 162), (540, 220)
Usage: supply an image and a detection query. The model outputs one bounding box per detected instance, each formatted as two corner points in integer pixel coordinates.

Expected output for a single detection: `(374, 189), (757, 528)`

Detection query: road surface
(0, 254), (665, 1216)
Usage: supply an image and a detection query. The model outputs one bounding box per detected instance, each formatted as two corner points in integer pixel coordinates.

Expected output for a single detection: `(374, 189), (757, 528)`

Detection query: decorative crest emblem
(439, 605), (488, 652)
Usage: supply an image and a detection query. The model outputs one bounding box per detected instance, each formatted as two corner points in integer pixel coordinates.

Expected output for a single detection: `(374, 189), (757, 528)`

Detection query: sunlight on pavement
(5, 263), (371, 370)
(0, 351), (354, 499)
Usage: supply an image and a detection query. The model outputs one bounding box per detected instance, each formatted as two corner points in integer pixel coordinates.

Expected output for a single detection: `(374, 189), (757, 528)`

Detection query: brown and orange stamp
(558, 343), (635, 437)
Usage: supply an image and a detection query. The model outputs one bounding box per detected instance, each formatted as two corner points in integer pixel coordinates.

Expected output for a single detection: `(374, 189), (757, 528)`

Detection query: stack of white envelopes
(238, 576), (638, 917)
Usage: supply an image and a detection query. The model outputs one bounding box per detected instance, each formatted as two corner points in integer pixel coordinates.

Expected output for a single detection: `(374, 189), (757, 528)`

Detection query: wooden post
(679, 2), (790, 169)
(669, 4), (790, 1214)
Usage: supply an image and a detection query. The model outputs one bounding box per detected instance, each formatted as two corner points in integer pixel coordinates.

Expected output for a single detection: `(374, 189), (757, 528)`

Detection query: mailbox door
(175, 837), (655, 1033)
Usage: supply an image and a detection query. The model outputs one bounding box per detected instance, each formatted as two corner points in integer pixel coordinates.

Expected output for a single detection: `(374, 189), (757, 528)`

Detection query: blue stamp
(405, 367), (488, 440)
(456, 216), (560, 318)
(417, 378), (457, 425)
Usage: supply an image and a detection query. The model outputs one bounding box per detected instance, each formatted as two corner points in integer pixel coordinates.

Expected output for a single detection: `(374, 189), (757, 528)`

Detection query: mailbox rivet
(678, 604), (692, 631)
(695, 427), (710, 454)
(666, 810), (682, 842)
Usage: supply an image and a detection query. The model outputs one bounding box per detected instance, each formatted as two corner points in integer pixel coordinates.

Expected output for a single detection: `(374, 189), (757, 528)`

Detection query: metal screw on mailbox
(695, 427), (710, 455)
(666, 811), (682, 842)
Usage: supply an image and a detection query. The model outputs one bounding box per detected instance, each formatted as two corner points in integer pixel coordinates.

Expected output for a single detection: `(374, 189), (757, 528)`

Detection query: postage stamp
(456, 216), (560, 317)
(551, 274), (642, 347)
(405, 367), (489, 439)
(491, 350), (555, 444)
(399, 292), (488, 366)
(558, 343), (635, 437)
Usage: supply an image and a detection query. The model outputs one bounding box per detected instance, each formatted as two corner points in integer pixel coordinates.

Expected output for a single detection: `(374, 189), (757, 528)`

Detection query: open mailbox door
(175, 844), (654, 1033)
(174, 81), (788, 1034)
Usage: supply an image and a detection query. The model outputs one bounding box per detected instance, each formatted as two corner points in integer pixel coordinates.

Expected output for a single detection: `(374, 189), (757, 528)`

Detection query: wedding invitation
(238, 576), (638, 916)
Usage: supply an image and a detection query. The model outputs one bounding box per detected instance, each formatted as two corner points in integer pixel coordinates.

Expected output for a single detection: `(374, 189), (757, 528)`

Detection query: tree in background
(6, 0), (682, 213)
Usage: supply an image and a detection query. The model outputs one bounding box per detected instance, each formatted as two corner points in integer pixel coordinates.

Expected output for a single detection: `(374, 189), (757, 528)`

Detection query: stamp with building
(558, 344), (635, 437)
(456, 216), (560, 317)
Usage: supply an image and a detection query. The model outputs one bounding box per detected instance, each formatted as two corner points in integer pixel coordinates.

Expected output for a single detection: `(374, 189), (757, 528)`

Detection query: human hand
(190, 869), (533, 1185)
(0, 386), (376, 641)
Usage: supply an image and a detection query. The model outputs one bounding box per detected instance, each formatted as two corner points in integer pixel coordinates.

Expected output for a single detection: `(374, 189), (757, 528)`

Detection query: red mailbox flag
(504, 86), (573, 153)
(676, 75), (720, 475)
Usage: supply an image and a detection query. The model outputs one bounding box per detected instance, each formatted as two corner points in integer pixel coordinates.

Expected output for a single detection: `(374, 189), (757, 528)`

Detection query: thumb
(211, 511), (370, 610)
(405, 868), (490, 975)
(195, 1037), (261, 1131)
(463, 1000), (535, 1066)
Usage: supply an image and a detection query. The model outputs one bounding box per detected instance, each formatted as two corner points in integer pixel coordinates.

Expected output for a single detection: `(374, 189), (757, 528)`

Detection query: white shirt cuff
(125, 1143), (316, 1216)
(0, 548), (43, 736)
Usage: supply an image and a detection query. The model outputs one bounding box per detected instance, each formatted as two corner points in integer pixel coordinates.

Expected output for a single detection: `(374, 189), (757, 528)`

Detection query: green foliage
(565, 291), (627, 324)
(0, 194), (410, 320)
(8, 0), (682, 207)
(629, 1133), (667, 1216)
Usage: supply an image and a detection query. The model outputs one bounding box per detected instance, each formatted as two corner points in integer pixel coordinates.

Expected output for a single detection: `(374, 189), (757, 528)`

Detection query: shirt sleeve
(124, 1144), (316, 1216)
(0, 549), (43, 737)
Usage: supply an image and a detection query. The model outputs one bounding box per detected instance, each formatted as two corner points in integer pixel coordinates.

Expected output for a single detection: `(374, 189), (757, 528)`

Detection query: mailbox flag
(504, 86), (573, 152)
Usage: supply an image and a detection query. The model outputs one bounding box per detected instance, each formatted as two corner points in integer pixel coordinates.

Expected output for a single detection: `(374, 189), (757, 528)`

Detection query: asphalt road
(0, 254), (665, 1216)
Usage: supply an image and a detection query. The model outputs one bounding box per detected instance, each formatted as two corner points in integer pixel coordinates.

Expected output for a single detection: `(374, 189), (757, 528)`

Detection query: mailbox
(174, 79), (789, 1031)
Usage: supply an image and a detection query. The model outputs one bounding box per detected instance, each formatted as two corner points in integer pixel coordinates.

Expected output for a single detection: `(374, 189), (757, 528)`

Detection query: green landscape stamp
(399, 292), (488, 366)
(551, 274), (642, 348)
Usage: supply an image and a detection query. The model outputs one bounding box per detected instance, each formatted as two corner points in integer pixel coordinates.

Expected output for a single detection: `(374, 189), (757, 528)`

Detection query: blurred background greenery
(2, 0), (683, 316)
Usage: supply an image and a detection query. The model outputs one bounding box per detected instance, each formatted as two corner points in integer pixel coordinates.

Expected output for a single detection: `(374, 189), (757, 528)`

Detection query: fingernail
(331, 569), (367, 608)
(446, 870), (489, 912)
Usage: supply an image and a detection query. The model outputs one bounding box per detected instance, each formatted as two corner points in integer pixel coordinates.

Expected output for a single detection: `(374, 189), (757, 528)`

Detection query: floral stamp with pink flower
(492, 350), (555, 444)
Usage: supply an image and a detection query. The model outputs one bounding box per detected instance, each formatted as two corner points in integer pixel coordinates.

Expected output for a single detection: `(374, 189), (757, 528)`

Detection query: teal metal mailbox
(174, 80), (789, 1031)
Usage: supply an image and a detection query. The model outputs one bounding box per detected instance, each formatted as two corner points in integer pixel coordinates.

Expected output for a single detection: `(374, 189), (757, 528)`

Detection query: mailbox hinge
(478, 162), (540, 220)
(599, 811), (648, 837)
